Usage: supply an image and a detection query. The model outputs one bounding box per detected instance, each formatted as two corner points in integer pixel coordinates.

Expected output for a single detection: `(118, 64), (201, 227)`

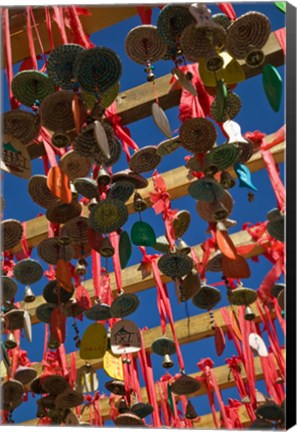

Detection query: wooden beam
(25, 28), (284, 160)
(12, 135), (285, 255)
(7, 7), (137, 65)
(23, 350), (284, 425)
(24, 227), (271, 325)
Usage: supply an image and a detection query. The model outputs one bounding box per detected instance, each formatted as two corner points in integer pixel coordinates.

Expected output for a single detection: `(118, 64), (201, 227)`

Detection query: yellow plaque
(103, 349), (124, 380)
(80, 323), (107, 360)
(199, 53), (245, 87)
(0, 361), (7, 379)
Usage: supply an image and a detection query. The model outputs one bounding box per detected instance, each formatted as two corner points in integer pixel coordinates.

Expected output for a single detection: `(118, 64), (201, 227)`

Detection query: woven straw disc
(206, 251), (223, 272)
(129, 146), (161, 173)
(43, 279), (74, 304)
(173, 210), (191, 238)
(271, 283), (285, 299)
(2, 219), (23, 251)
(74, 47), (122, 94)
(73, 178), (99, 200)
(196, 190), (234, 222)
(61, 216), (90, 243)
(249, 419), (275, 429)
(84, 303), (112, 321)
(186, 155), (204, 172)
(46, 199), (82, 224)
(125, 25), (167, 64)
(158, 252), (193, 279)
(267, 218), (284, 242)
(192, 284), (222, 310)
(59, 150), (92, 181)
(12, 70), (55, 107)
(180, 269), (201, 301)
(55, 388), (84, 409)
(105, 380), (126, 395)
(93, 137), (122, 167)
(111, 170), (149, 189)
(35, 303), (56, 323)
(210, 91), (242, 122)
(83, 82), (120, 110)
(226, 12), (271, 59)
(3, 110), (40, 145)
(47, 44), (85, 90)
(14, 258), (43, 285)
(188, 177), (225, 202)
(171, 374), (200, 395)
(107, 180), (135, 203)
(237, 140), (254, 164)
(14, 366), (37, 385)
(277, 289), (284, 310)
(157, 136), (181, 156)
(37, 394), (56, 409)
(157, 5), (195, 47)
(2, 380), (24, 410)
(40, 91), (87, 132)
(1, 276), (18, 302)
(207, 143), (239, 171)
(89, 199), (128, 234)
(256, 401), (284, 422)
(110, 293), (140, 318)
(73, 123), (98, 157)
(38, 238), (73, 265)
(131, 402), (154, 419)
(151, 336), (176, 356)
(114, 413), (144, 426)
(179, 118), (217, 153)
(28, 175), (58, 209)
(180, 23), (226, 61)
(4, 309), (25, 331)
(229, 287), (257, 306)
(41, 375), (70, 396)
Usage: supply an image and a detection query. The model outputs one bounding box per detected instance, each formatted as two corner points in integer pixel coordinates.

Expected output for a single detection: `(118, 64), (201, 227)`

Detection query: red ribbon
(274, 28), (286, 55)
(52, 6), (68, 44)
(64, 6), (94, 48)
(217, 3), (236, 20)
(110, 232), (122, 294)
(136, 6), (153, 24)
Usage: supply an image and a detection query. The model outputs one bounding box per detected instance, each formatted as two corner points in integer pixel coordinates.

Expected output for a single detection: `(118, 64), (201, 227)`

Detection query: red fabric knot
(197, 358), (214, 371)
(244, 131), (266, 150)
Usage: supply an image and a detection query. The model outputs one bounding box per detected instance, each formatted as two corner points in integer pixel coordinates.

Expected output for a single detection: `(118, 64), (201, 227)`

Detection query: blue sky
(2, 3), (285, 425)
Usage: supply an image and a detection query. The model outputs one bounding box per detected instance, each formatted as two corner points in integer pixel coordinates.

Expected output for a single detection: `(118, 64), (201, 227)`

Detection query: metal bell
(133, 192), (147, 212)
(70, 182), (78, 198)
(212, 200), (229, 221)
(147, 72), (155, 82)
(245, 48), (265, 68)
(5, 332), (17, 349)
(48, 333), (61, 349)
(24, 286), (36, 303)
(58, 235), (72, 246)
(117, 398), (129, 414)
(220, 171), (236, 190)
(244, 305), (255, 321)
(91, 102), (105, 120)
(99, 237), (115, 258)
(185, 400), (198, 419)
(176, 239), (191, 255)
(75, 258), (88, 276)
(205, 53), (224, 72)
(203, 158), (218, 176)
(97, 167), (111, 187)
(88, 197), (98, 211)
(162, 354), (174, 369)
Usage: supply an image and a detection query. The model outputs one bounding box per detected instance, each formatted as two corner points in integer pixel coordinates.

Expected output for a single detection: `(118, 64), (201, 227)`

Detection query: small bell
(220, 171), (236, 190)
(97, 167), (111, 187)
(133, 192), (147, 212)
(117, 397), (129, 414)
(205, 53), (224, 72)
(244, 305), (255, 321)
(5, 332), (17, 349)
(245, 47), (265, 68)
(91, 102), (105, 120)
(48, 333), (61, 349)
(58, 236), (72, 246)
(176, 239), (191, 255)
(185, 400), (198, 420)
(88, 197), (98, 211)
(99, 237), (115, 258)
(203, 158), (218, 176)
(24, 286), (36, 303)
(147, 72), (155, 82)
(1, 316), (7, 330)
(162, 354), (174, 369)
(75, 258), (88, 276)
(212, 200), (228, 221)
(70, 182), (78, 199)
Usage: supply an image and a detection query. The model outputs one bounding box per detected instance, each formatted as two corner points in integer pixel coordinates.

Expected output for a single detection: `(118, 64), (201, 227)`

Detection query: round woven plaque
(28, 175), (58, 209)
(55, 388), (84, 409)
(47, 43), (85, 90)
(4, 309), (25, 331)
(105, 380), (126, 395)
(151, 336), (176, 356)
(212, 13), (232, 30)
(2, 219), (23, 251)
(131, 402), (154, 418)
(188, 177), (225, 202)
(196, 190), (234, 222)
(129, 146), (161, 173)
(93, 137), (122, 167)
(41, 374), (69, 396)
(3, 110), (40, 145)
(63, 299), (85, 318)
(107, 180), (135, 203)
(152, 235), (170, 254)
(36, 303), (56, 323)
(46, 200), (82, 224)
(83, 82), (120, 110)
(210, 91), (242, 122)
(84, 303), (112, 321)
(171, 374), (200, 395)
(37, 238), (73, 265)
(206, 251), (223, 272)
(158, 252), (193, 279)
(271, 283), (285, 299)
(61, 216), (90, 243)
(226, 12), (271, 59)
(73, 178), (99, 200)
(2, 379), (24, 410)
(237, 140), (254, 164)
(111, 170), (149, 189)
(180, 269), (201, 301)
(1, 276), (18, 302)
(267, 217), (284, 242)
(173, 210), (191, 238)
(114, 412), (144, 426)
(157, 136), (181, 156)
(12, 70), (55, 107)
(256, 401), (284, 422)
(30, 377), (43, 394)
(14, 366), (37, 385)
(179, 118), (217, 153)
(89, 199), (128, 234)
(192, 284), (222, 310)
(125, 25), (167, 64)
(43, 279), (74, 304)
(110, 293), (140, 318)
(59, 150), (92, 181)
(74, 47), (122, 94)
(14, 258), (43, 285)
(229, 287), (257, 306)
(157, 5), (195, 47)
(40, 91), (87, 132)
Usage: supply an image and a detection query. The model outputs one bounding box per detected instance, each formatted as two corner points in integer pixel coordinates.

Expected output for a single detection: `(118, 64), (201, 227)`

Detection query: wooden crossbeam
(24, 227), (271, 325)
(23, 350), (284, 426)
(25, 28), (284, 160)
(11, 135), (284, 255)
